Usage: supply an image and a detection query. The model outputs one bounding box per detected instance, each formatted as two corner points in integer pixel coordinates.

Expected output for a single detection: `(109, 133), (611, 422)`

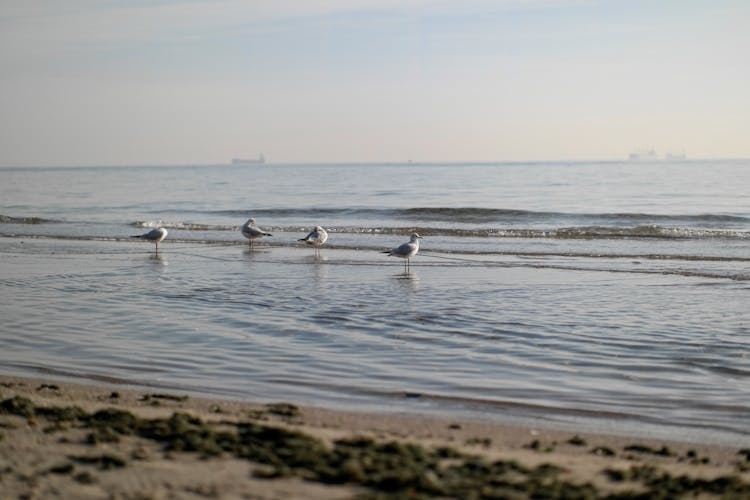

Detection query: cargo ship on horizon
(231, 154), (265, 165)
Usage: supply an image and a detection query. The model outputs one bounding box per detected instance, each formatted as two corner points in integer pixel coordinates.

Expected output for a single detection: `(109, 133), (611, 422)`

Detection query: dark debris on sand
(2, 395), (750, 499)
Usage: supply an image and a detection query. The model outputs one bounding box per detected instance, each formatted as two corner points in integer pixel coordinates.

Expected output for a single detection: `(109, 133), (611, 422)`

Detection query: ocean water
(1, 160), (749, 445)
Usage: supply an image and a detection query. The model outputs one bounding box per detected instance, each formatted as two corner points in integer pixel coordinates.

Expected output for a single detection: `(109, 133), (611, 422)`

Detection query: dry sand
(1, 374), (748, 499)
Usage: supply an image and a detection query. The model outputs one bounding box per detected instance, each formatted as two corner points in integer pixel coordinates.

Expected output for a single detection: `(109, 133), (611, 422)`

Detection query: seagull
(241, 218), (272, 248)
(132, 227), (168, 253)
(298, 226), (328, 253)
(383, 233), (422, 270)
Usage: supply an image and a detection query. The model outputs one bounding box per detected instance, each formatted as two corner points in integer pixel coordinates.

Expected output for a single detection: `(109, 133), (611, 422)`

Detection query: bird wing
(142, 229), (161, 240)
(244, 226), (264, 237)
(392, 241), (416, 255)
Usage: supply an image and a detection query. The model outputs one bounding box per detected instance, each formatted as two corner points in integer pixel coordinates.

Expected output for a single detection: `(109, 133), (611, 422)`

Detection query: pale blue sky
(1, 0), (748, 165)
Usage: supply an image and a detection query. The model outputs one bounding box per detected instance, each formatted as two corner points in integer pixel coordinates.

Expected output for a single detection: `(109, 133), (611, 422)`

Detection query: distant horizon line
(2, 156), (749, 169)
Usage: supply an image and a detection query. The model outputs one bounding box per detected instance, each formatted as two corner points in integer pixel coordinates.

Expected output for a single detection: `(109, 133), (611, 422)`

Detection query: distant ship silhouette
(664, 150), (686, 161)
(628, 148), (658, 161)
(628, 148), (686, 161)
(231, 154), (265, 165)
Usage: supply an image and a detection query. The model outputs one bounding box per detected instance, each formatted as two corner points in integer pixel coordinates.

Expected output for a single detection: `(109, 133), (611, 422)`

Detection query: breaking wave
(132, 220), (236, 231)
(207, 207), (750, 225)
(133, 220), (750, 240)
(0, 214), (55, 224)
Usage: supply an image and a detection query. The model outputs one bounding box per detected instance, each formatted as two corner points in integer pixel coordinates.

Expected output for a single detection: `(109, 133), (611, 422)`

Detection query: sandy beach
(1, 374), (749, 499)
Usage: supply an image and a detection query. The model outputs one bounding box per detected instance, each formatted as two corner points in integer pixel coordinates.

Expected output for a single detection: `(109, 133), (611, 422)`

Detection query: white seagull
(132, 227), (168, 253)
(298, 226), (328, 253)
(383, 233), (422, 270)
(241, 218), (272, 248)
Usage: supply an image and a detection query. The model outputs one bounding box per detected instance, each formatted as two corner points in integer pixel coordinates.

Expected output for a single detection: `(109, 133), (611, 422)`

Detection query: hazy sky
(1, 0), (748, 165)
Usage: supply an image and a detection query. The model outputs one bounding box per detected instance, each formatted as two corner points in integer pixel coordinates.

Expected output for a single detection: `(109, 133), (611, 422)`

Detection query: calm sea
(1, 160), (748, 444)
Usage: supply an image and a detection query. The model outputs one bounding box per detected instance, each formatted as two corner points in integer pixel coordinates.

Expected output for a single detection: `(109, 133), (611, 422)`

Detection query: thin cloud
(1, 0), (591, 49)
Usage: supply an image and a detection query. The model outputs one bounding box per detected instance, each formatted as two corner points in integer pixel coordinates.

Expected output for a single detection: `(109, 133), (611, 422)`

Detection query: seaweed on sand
(2, 395), (750, 499)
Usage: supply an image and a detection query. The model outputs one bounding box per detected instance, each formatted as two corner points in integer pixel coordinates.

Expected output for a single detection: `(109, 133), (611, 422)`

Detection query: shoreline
(5, 362), (747, 449)
(2, 374), (749, 498)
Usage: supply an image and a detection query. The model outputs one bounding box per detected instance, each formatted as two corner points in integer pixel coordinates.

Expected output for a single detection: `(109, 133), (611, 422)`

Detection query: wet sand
(1, 374), (749, 499)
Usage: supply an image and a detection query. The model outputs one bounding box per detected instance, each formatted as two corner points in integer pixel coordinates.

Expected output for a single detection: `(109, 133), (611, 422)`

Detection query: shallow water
(1, 161), (749, 445)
